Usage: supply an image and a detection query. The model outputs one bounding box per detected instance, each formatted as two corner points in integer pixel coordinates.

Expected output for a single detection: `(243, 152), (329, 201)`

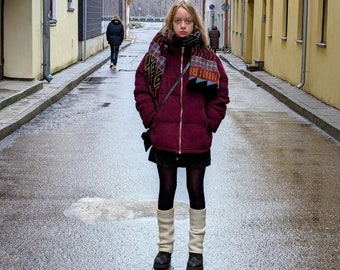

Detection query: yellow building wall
(49, 1), (79, 74)
(231, 0), (243, 57)
(4, 0), (79, 80)
(243, 0), (254, 64)
(32, 1), (44, 79)
(238, 0), (340, 109)
(306, 1), (340, 108)
(251, 0), (265, 62)
(4, 0), (35, 79)
(263, 0), (301, 83)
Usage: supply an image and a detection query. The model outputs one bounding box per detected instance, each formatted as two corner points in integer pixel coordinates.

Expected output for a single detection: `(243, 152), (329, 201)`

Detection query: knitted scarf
(144, 29), (220, 99)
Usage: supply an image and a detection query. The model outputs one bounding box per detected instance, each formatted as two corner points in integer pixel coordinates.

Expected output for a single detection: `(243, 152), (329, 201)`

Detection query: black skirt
(148, 147), (211, 168)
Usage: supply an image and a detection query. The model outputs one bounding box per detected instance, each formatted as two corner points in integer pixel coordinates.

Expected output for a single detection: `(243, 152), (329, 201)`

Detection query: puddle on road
(64, 197), (188, 224)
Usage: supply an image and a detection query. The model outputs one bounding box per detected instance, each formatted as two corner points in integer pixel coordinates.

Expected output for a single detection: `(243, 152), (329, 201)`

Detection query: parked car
(146, 15), (154, 20)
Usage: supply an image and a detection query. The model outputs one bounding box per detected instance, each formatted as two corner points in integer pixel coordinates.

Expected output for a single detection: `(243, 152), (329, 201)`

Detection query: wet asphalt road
(0, 23), (339, 270)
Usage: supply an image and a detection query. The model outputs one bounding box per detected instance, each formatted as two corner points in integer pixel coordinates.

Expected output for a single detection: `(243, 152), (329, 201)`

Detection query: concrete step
(0, 80), (43, 110)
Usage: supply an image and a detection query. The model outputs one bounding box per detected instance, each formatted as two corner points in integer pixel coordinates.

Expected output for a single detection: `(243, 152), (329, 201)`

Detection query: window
(68, 0), (75, 11)
(268, 0), (273, 38)
(296, 0), (303, 43)
(280, 0), (289, 40)
(49, 0), (57, 24)
(317, 0), (328, 47)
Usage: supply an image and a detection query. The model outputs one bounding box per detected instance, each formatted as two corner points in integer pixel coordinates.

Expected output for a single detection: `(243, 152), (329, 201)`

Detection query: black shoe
(153, 251), (171, 269)
(186, 253), (203, 270)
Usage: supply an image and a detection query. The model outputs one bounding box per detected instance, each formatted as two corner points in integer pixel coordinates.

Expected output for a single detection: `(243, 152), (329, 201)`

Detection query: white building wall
(204, 0), (228, 49)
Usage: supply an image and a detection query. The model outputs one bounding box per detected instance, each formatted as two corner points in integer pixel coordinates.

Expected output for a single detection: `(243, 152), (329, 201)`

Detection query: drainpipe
(297, 0), (308, 88)
(42, 0), (53, 82)
(224, 1), (229, 48)
(228, 0), (231, 48)
(83, 0), (87, 62)
(241, 0), (245, 57)
(201, 0), (206, 24)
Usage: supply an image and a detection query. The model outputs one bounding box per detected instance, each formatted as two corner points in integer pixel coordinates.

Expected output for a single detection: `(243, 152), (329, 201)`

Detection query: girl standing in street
(134, 1), (229, 269)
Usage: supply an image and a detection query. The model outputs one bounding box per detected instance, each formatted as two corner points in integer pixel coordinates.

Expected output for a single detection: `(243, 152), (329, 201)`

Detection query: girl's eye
(174, 19), (193, 25)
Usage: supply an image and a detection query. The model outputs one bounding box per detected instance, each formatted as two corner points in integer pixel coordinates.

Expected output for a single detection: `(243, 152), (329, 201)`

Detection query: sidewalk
(219, 53), (340, 143)
(0, 42), (339, 143)
(0, 39), (133, 141)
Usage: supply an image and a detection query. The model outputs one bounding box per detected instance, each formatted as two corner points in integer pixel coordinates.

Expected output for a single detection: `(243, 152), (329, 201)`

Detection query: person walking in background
(209, 25), (220, 52)
(134, 0), (229, 269)
(106, 15), (124, 69)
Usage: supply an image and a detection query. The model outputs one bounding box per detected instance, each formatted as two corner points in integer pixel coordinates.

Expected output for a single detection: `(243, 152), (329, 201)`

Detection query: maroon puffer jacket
(134, 45), (229, 154)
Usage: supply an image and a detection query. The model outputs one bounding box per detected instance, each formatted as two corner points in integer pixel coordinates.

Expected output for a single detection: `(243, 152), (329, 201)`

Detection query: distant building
(129, 0), (203, 19)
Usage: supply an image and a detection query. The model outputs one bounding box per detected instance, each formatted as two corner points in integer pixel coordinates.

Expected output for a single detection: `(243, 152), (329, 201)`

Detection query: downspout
(224, 1), (229, 48)
(202, 0), (206, 23)
(241, 0), (245, 56)
(297, 0), (308, 88)
(43, 0), (53, 82)
(83, 0), (87, 62)
(228, 0), (231, 48)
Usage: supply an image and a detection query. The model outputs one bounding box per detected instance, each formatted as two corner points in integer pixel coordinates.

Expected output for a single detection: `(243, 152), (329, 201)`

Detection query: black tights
(157, 165), (206, 211)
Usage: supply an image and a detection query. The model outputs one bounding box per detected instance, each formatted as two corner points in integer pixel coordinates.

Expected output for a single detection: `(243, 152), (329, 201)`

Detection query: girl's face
(172, 7), (194, 38)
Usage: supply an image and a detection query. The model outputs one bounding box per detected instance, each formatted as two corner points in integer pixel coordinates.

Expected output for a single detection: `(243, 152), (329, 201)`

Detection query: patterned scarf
(144, 29), (220, 99)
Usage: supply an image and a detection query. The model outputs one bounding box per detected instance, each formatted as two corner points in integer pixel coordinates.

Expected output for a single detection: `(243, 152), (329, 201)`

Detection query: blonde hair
(162, 0), (209, 47)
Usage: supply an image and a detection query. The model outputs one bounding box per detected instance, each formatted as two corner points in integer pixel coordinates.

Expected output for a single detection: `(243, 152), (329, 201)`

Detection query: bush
(128, 22), (143, 29)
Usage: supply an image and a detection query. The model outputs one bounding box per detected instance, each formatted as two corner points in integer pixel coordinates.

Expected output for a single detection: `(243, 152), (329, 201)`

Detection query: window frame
(49, 0), (57, 25)
(296, 0), (303, 43)
(280, 0), (289, 41)
(68, 0), (75, 11)
(267, 0), (273, 38)
(316, 0), (327, 47)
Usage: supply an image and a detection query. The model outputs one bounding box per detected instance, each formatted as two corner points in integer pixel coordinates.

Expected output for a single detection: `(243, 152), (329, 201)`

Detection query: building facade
(0, 0), (125, 82)
(2, 0), (79, 81)
(129, 0), (203, 19)
(229, 0), (340, 110)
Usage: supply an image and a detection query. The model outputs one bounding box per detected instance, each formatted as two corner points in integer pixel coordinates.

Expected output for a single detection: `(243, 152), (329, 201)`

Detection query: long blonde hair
(161, 0), (209, 47)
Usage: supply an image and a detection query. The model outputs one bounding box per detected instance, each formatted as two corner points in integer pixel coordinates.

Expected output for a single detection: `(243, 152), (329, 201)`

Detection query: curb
(0, 41), (132, 141)
(219, 54), (340, 143)
(0, 82), (43, 110)
(242, 70), (340, 142)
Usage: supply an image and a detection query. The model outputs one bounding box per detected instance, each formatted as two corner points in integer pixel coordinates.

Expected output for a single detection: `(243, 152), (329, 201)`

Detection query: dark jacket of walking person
(106, 16), (124, 68)
(209, 25), (220, 52)
(134, 1), (229, 269)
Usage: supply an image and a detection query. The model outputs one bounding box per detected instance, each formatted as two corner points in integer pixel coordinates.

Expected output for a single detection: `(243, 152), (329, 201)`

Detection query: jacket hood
(112, 15), (122, 23)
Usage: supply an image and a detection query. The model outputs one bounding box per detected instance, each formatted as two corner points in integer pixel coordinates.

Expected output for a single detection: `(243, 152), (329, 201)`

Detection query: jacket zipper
(179, 47), (185, 154)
